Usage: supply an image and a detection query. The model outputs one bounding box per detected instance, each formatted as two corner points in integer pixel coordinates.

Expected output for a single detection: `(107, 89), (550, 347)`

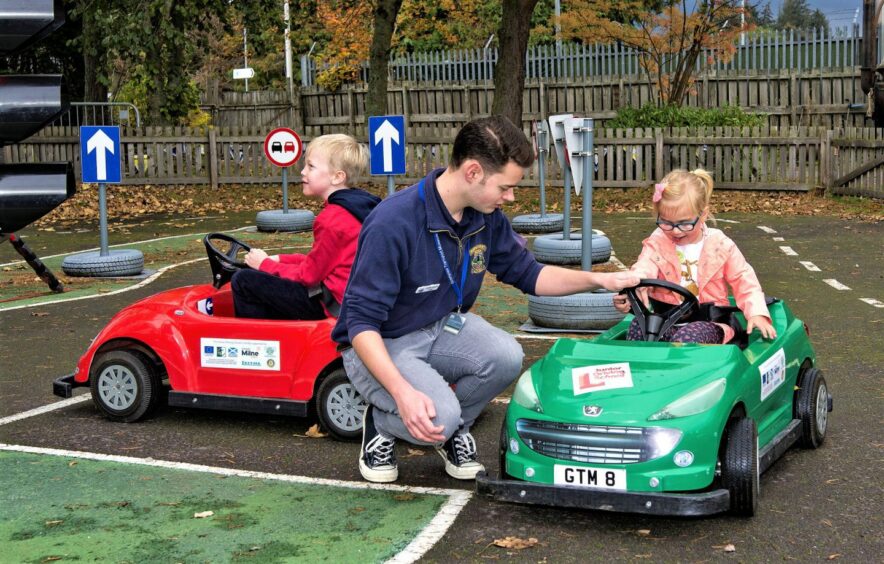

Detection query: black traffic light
(1, 0), (76, 292)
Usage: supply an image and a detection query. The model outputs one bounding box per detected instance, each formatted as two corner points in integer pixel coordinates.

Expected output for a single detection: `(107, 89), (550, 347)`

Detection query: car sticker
(572, 362), (633, 395)
(200, 338), (280, 371)
(759, 347), (786, 401)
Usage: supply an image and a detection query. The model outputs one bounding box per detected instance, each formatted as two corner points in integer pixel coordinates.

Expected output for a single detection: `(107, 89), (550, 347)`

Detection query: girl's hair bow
(652, 183), (666, 203)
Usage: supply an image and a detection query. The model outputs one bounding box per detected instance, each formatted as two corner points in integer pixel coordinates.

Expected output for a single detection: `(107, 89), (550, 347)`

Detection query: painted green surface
(1, 451), (447, 563)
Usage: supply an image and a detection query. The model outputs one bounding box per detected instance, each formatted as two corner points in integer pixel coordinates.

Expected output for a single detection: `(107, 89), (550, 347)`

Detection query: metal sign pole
(282, 167), (289, 214)
(538, 124), (547, 217)
(562, 166), (572, 241)
(580, 119), (594, 271)
(98, 182), (109, 256)
(387, 174), (394, 197)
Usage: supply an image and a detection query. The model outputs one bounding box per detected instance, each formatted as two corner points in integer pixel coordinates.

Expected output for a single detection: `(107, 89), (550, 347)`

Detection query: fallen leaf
(393, 493), (416, 501)
(68, 461), (78, 467)
(194, 511), (214, 519)
(636, 529), (651, 537)
(305, 424), (328, 438)
(493, 536), (539, 550)
(31, 312), (49, 317)
(827, 554), (842, 560)
(403, 448), (425, 457)
(723, 544), (736, 553)
(45, 520), (64, 527)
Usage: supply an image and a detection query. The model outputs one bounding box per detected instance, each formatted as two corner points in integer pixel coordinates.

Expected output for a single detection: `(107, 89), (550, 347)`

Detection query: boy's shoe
(358, 406), (398, 483)
(435, 431), (485, 480)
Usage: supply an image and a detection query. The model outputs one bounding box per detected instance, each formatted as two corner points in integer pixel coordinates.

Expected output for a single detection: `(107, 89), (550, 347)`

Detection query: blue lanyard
(434, 233), (469, 312)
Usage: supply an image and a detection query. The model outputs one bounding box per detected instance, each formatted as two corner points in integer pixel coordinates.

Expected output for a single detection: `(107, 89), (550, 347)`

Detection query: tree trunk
(80, 2), (107, 103)
(491, 0), (539, 126)
(365, 0), (403, 118)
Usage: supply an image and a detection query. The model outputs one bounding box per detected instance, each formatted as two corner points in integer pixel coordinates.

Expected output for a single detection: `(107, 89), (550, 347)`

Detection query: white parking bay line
(779, 246), (798, 256)
(757, 226), (778, 234)
(0, 395), (90, 427)
(860, 298), (884, 308)
(773, 237), (785, 242)
(823, 279), (852, 291)
(799, 261), (821, 272)
(0, 443), (471, 564)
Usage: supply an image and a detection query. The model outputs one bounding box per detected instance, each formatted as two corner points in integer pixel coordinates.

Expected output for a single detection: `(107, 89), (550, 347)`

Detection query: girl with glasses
(612, 168), (777, 344)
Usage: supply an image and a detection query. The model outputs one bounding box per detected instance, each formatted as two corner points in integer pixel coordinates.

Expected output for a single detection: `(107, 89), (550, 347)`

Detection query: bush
(605, 104), (765, 129)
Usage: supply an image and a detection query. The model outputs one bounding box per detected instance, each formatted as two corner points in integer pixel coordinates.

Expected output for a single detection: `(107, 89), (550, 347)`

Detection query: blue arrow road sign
(368, 115), (406, 176)
(80, 126), (121, 184)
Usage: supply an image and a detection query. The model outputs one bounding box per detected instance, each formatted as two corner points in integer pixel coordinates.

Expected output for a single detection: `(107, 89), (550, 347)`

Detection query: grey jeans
(342, 312), (524, 445)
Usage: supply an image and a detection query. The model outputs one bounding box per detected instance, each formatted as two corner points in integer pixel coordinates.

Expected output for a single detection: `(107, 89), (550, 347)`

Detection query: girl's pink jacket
(629, 227), (771, 343)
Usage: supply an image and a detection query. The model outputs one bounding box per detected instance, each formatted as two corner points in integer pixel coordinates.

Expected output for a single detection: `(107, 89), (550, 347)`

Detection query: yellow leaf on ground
(493, 536), (539, 550)
(305, 424), (328, 438)
(193, 511), (214, 519)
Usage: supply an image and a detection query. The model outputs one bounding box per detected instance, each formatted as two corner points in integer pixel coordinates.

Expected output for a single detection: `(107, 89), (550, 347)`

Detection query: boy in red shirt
(232, 134), (380, 319)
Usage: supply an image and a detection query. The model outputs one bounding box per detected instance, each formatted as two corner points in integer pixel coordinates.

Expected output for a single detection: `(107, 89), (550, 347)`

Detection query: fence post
(208, 127), (218, 190)
(539, 81), (547, 123)
(464, 85), (473, 122)
(790, 74), (798, 126)
(821, 129), (833, 193)
(402, 85), (411, 123)
(347, 89), (356, 135)
(655, 128), (664, 180)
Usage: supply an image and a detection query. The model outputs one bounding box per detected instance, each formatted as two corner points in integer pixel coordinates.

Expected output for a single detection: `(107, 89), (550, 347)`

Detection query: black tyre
(721, 417), (759, 516)
(531, 232), (612, 265)
(511, 213), (564, 234)
(498, 418), (510, 479)
(256, 209), (314, 232)
(528, 290), (626, 330)
(90, 349), (162, 423)
(62, 249), (144, 277)
(795, 368), (830, 449)
(316, 368), (366, 441)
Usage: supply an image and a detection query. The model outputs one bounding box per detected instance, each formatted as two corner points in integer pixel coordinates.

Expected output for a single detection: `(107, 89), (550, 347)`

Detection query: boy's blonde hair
(306, 134), (368, 185)
(654, 168), (715, 218)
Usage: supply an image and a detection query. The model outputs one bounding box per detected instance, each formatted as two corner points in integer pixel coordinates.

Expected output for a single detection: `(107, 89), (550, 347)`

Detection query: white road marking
(823, 279), (851, 291)
(779, 246), (798, 256)
(757, 225), (777, 234)
(716, 219), (740, 224)
(799, 261), (821, 272)
(0, 395), (90, 426)
(859, 298), (884, 308)
(0, 442), (471, 564)
(773, 236), (785, 241)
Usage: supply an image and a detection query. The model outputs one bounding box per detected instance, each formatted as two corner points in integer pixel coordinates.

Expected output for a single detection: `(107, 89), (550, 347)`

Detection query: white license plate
(554, 464), (627, 490)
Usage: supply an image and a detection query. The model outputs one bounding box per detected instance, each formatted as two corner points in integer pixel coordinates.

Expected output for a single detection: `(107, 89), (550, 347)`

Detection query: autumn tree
(560, 0), (748, 108)
(492, 0), (541, 126)
(366, 0), (404, 117)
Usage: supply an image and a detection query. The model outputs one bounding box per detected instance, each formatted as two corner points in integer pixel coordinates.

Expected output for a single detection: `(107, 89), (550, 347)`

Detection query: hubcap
(97, 364), (138, 410)
(815, 383), (828, 435)
(327, 383), (367, 432)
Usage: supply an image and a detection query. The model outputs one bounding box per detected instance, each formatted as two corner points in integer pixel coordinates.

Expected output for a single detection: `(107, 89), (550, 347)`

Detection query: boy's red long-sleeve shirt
(257, 203), (361, 307)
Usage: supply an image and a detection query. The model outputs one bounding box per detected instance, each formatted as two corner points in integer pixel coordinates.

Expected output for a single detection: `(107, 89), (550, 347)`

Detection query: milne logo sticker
(759, 347), (786, 401)
(200, 338), (280, 371)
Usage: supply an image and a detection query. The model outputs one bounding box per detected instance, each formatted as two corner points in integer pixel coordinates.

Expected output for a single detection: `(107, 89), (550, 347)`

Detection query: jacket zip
(430, 225), (486, 277)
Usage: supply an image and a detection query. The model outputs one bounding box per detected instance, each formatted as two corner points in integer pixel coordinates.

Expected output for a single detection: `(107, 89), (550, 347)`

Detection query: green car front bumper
(476, 471), (730, 516)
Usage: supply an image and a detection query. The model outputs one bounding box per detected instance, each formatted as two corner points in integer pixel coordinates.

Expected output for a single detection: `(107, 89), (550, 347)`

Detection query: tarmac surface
(1, 211), (881, 562)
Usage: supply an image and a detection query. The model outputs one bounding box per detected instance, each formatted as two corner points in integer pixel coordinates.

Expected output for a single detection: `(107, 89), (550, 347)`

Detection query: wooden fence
(6, 125), (882, 198)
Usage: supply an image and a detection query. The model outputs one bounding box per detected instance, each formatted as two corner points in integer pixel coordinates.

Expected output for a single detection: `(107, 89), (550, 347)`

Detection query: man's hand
(394, 386), (445, 443)
(244, 248), (269, 269)
(600, 270), (641, 293)
(612, 285), (648, 313)
(747, 315), (777, 339)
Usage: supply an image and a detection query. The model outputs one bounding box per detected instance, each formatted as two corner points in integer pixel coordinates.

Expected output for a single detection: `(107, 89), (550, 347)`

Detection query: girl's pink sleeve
(723, 245), (771, 320)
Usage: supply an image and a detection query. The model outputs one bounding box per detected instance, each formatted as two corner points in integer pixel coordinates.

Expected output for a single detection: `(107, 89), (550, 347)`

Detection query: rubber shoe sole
(358, 456), (398, 483)
(435, 448), (485, 480)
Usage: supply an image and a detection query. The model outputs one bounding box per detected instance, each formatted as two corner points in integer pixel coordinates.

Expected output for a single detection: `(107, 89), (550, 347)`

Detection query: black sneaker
(358, 405), (398, 483)
(435, 431), (485, 480)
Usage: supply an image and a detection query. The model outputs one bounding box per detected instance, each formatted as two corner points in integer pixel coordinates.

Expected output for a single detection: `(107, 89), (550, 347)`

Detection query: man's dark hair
(450, 115), (534, 173)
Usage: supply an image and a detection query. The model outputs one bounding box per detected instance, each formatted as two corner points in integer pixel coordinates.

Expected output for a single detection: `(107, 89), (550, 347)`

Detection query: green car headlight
(648, 378), (727, 421)
(512, 370), (542, 413)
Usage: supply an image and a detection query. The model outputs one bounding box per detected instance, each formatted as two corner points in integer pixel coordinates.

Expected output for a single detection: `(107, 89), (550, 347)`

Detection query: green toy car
(476, 279), (832, 517)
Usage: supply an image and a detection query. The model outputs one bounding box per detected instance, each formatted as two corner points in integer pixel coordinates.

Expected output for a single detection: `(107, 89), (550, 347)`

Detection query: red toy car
(53, 233), (366, 440)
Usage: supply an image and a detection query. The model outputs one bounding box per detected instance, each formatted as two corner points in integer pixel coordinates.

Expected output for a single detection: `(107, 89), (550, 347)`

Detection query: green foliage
(606, 104), (765, 129)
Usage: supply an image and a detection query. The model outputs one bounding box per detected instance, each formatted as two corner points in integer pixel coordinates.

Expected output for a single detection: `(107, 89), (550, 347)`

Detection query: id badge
(443, 312), (466, 335)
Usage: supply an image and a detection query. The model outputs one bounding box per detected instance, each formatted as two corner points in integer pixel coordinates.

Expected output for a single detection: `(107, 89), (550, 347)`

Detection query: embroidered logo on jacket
(469, 244), (487, 274)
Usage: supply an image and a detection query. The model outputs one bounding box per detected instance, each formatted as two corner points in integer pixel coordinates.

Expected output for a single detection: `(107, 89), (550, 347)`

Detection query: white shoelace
(366, 434), (395, 465)
(453, 433), (477, 462)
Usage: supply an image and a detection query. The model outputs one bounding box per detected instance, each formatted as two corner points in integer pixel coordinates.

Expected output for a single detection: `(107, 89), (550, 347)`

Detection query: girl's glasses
(656, 216), (700, 232)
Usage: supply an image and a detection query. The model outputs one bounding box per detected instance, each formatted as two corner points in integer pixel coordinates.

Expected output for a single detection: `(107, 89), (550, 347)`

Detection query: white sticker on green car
(572, 362), (633, 395)
(759, 348), (786, 401)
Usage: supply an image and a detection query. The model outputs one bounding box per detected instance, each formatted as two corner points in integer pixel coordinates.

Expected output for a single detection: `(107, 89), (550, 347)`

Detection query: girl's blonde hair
(305, 134), (368, 184)
(654, 168), (715, 218)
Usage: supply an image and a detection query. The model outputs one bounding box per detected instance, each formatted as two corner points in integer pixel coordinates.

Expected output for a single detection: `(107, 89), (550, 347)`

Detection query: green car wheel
(722, 417), (759, 517)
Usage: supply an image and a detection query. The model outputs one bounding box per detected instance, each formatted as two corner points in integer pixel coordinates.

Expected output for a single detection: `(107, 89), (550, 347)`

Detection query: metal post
(580, 119), (594, 271)
(98, 183), (109, 256)
(282, 167), (289, 213)
(562, 166), (572, 241)
(285, 2), (295, 121)
(538, 124), (548, 217)
(243, 27), (249, 93)
(387, 174), (395, 197)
